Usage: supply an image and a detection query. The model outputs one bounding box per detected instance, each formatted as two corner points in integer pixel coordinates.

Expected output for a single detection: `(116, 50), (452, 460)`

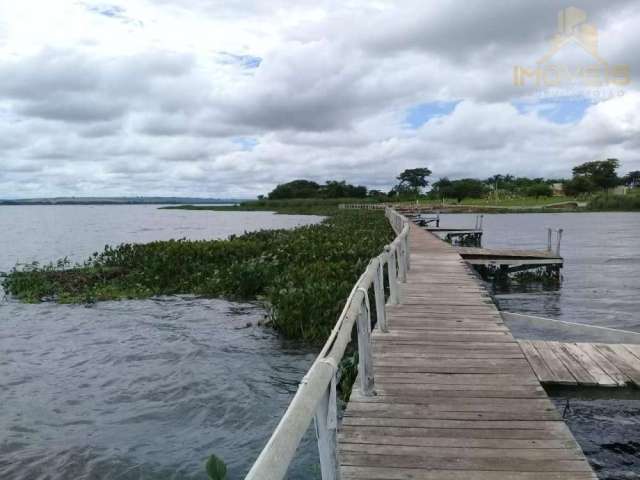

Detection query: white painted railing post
(404, 233), (411, 271)
(398, 241), (407, 283)
(313, 373), (339, 480)
(356, 293), (375, 396)
(373, 259), (387, 332)
(386, 246), (399, 305)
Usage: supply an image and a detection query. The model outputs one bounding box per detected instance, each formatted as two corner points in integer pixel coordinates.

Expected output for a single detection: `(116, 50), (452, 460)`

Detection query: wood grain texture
(518, 341), (640, 387)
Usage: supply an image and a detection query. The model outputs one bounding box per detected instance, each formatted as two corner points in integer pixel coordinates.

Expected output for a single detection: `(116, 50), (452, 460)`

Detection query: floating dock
(519, 340), (640, 387)
(456, 247), (563, 268)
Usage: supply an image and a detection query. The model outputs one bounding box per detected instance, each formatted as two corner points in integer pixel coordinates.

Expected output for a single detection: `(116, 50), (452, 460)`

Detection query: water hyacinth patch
(3, 210), (393, 343)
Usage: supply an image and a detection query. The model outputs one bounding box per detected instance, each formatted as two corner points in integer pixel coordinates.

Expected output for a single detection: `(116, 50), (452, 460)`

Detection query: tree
(430, 177), (454, 199)
(563, 176), (596, 196)
(572, 159), (620, 191)
(525, 183), (553, 198)
(323, 180), (367, 198)
(268, 180), (320, 199)
(449, 179), (487, 202)
(396, 168), (432, 194)
(267, 179), (368, 199)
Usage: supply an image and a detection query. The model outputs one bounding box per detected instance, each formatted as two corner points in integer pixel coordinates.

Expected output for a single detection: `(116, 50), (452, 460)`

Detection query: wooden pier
(338, 225), (594, 479)
(245, 209), (594, 480)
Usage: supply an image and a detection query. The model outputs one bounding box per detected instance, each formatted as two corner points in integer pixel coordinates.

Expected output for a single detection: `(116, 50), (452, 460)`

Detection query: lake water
(1, 207), (639, 479)
(0, 206), (323, 480)
(438, 212), (640, 332)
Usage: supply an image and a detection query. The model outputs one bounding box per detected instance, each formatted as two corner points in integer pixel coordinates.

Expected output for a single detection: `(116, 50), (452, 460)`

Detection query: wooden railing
(338, 203), (387, 209)
(244, 207), (410, 480)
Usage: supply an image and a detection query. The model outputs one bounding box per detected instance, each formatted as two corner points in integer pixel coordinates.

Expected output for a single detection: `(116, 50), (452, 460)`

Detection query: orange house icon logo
(514, 7), (630, 87)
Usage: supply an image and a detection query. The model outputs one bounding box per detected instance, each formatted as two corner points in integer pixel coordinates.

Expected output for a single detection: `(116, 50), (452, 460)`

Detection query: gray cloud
(0, 0), (639, 199)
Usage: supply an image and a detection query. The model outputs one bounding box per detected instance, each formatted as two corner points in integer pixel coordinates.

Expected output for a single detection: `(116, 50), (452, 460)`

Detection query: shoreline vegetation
(160, 191), (640, 216)
(3, 210), (393, 343)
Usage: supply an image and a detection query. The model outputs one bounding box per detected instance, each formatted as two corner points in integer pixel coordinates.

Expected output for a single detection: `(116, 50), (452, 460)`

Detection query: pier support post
(313, 374), (339, 480)
(556, 229), (563, 255)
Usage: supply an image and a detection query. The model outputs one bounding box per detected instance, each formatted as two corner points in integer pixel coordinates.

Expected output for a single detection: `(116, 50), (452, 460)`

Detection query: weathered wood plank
(341, 466), (596, 480)
(372, 372), (540, 385)
(519, 340), (555, 383)
(339, 443), (584, 460)
(344, 402), (560, 421)
(548, 341), (598, 386)
(561, 342), (617, 387)
(596, 343), (640, 385)
(576, 342), (629, 386)
(339, 425), (575, 442)
(340, 452), (594, 473)
(529, 341), (576, 384)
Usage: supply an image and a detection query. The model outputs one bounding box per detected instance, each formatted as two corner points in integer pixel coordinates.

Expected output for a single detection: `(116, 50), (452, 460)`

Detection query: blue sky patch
(218, 52), (262, 69)
(84, 3), (143, 27)
(232, 137), (259, 151)
(404, 101), (460, 129)
(512, 97), (592, 124)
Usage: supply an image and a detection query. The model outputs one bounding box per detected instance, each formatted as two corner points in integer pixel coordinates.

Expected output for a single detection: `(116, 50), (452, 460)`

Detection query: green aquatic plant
(2, 210), (394, 343)
(206, 454), (227, 480)
(338, 351), (359, 402)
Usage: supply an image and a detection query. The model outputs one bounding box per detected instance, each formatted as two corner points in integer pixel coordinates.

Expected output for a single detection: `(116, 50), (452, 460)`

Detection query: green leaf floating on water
(206, 454), (227, 480)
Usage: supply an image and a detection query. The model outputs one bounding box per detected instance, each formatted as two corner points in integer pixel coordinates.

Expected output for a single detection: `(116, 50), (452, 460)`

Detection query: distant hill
(0, 197), (245, 205)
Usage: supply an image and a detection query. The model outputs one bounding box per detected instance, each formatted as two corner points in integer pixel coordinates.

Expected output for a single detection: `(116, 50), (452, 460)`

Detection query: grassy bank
(3, 210), (393, 343)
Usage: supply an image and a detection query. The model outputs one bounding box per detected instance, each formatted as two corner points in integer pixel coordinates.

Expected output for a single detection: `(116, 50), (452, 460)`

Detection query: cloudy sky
(1, 0), (638, 198)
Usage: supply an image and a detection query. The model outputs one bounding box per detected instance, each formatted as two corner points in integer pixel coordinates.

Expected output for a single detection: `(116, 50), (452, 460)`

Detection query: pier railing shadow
(244, 207), (410, 480)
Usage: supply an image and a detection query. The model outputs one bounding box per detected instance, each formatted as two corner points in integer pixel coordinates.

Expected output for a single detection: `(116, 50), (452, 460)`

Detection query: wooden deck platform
(519, 340), (640, 387)
(455, 247), (563, 266)
(338, 226), (595, 479)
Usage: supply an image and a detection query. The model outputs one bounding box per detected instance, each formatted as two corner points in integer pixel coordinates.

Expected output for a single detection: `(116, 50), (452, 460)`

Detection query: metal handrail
(244, 207), (410, 480)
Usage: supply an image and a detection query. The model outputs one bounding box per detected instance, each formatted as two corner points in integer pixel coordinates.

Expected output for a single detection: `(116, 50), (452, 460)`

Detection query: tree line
(264, 160), (639, 201)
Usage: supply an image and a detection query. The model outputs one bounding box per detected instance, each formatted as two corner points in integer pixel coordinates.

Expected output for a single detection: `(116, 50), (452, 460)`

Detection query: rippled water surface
(549, 388), (640, 480)
(439, 212), (640, 332)
(0, 206), (322, 479)
(0, 297), (320, 479)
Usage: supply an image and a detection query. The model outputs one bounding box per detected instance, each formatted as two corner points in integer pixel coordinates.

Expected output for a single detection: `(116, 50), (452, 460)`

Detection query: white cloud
(0, 0), (639, 198)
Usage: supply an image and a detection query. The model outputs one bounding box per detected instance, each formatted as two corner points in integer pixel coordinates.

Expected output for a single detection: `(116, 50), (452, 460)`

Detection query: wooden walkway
(520, 340), (640, 387)
(338, 226), (595, 479)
